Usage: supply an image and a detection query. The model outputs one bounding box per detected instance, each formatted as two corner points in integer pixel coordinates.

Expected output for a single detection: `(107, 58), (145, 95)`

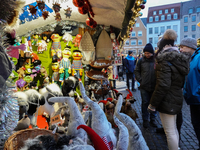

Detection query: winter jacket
(124, 55), (135, 73)
(150, 48), (190, 115)
(183, 48), (200, 105)
(134, 56), (156, 92)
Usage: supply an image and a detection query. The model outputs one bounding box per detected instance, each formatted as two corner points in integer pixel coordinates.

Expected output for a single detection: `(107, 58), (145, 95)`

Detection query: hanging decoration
(42, 11), (49, 20)
(29, 5), (37, 16)
(55, 12), (62, 21)
(36, 0), (45, 11)
(73, 0), (85, 7)
(53, 3), (61, 13)
(64, 6), (72, 18)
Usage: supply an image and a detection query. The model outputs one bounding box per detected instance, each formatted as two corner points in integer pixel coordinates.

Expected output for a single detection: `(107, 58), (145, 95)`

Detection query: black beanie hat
(143, 43), (154, 54)
(128, 50), (133, 55)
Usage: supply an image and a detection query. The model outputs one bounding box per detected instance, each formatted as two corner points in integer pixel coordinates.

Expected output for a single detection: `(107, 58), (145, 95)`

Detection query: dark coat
(134, 56), (156, 92)
(150, 49), (190, 115)
(124, 55), (136, 73)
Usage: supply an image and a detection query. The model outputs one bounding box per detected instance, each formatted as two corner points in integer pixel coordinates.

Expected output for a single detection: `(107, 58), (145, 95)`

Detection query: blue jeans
(190, 105), (200, 148)
(126, 73), (135, 89)
(140, 89), (157, 121)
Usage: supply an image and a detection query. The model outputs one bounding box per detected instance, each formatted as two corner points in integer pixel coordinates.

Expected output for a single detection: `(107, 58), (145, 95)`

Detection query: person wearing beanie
(134, 43), (157, 128)
(180, 37), (200, 150)
(147, 29), (190, 150)
(124, 50), (136, 91)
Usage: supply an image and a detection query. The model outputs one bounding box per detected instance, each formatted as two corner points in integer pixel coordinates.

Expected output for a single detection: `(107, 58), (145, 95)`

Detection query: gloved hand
(147, 104), (156, 113)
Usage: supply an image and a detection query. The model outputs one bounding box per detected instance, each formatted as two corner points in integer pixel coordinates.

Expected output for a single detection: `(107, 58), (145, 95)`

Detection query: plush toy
(72, 50), (83, 78)
(32, 34), (39, 46)
(51, 33), (62, 59)
(62, 76), (79, 96)
(24, 63), (32, 75)
(14, 115), (30, 131)
(52, 61), (60, 84)
(79, 81), (117, 149)
(37, 40), (47, 53)
(59, 47), (72, 83)
(73, 34), (82, 47)
(62, 32), (73, 46)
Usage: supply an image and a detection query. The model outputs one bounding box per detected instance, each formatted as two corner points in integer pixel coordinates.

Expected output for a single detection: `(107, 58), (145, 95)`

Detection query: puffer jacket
(124, 55), (135, 73)
(134, 56), (156, 92)
(150, 48), (190, 115)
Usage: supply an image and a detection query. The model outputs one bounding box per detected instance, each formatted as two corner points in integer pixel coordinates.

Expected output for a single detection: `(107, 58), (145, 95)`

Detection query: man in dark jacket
(180, 37), (200, 150)
(124, 50), (136, 91)
(134, 43), (157, 128)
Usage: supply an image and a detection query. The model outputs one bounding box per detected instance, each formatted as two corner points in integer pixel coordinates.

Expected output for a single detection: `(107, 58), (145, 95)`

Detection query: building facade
(123, 17), (147, 55)
(180, 0), (200, 40)
(147, 3), (181, 49)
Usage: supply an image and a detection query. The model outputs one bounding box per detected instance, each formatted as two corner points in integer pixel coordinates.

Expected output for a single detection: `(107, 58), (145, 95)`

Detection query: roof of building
(141, 18), (147, 27)
(181, 0), (200, 17)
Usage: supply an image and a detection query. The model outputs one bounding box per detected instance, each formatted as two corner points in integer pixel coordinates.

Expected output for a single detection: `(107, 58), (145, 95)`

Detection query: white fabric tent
(16, 0), (128, 36)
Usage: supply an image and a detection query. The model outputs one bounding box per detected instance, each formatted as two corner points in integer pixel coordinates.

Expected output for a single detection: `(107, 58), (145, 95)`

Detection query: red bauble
(140, 4), (145, 9)
(90, 21), (97, 28)
(78, 4), (89, 14)
(86, 17), (94, 26)
(73, 0), (84, 7)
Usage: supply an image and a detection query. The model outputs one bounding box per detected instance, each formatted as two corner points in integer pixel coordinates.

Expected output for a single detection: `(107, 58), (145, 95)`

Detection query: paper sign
(51, 114), (64, 125)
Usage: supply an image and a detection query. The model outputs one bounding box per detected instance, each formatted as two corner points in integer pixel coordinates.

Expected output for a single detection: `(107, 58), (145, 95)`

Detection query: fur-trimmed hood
(156, 47), (190, 76)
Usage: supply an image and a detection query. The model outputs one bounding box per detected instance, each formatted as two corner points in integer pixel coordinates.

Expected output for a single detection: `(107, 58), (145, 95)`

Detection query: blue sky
(140, 0), (191, 18)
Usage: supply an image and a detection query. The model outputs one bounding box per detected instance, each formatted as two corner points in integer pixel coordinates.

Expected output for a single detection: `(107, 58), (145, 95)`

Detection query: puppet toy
(62, 32), (73, 46)
(37, 40), (47, 53)
(51, 33), (62, 60)
(72, 50), (83, 78)
(73, 34), (82, 47)
(41, 31), (52, 43)
(52, 61), (60, 84)
(65, 6), (72, 18)
(25, 63), (32, 75)
(32, 34), (39, 46)
(14, 115), (30, 131)
(24, 37), (32, 57)
(59, 47), (72, 83)
(53, 3), (61, 13)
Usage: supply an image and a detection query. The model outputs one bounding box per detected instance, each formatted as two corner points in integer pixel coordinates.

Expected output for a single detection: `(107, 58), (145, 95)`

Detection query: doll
(59, 47), (71, 83)
(52, 61), (60, 84)
(51, 33), (62, 60)
(37, 40), (47, 53)
(73, 34), (82, 47)
(71, 50), (83, 79)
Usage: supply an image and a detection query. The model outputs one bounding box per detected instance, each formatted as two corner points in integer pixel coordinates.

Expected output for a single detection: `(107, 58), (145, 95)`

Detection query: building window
(131, 31), (136, 37)
(149, 38), (153, 44)
(167, 26), (171, 29)
(167, 14), (171, 20)
(173, 25), (178, 32)
(171, 8), (174, 13)
(132, 50), (137, 55)
(189, 8), (193, 14)
(138, 49), (143, 54)
(161, 15), (165, 21)
(149, 17), (153, 22)
(160, 26), (165, 33)
(173, 13), (178, 19)
(138, 31), (142, 36)
(136, 23), (140, 27)
(149, 28), (153, 34)
(165, 9), (168, 13)
(155, 27), (159, 34)
(192, 15), (196, 22)
(153, 11), (156, 15)
(192, 34), (196, 39)
(154, 37), (158, 44)
(192, 25), (196, 31)
(155, 16), (159, 21)
(138, 40), (143, 45)
(125, 40), (129, 45)
(131, 40), (136, 45)
(184, 26), (188, 32)
(184, 35), (188, 38)
(184, 16), (188, 23)
(197, 7), (200, 12)
(159, 10), (162, 14)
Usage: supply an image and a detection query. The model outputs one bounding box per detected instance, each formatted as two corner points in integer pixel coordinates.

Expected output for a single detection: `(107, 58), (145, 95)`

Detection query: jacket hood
(156, 48), (190, 75)
(126, 55), (135, 61)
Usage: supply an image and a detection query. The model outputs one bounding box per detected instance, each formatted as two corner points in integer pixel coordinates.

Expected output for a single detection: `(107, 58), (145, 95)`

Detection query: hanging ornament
(142, 0), (147, 4)
(29, 5), (37, 16)
(37, 0), (45, 11)
(73, 0), (84, 7)
(64, 6), (72, 18)
(86, 17), (94, 26)
(78, 4), (89, 14)
(42, 11), (49, 20)
(140, 4), (145, 9)
(55, 12), (62, 21)
(53, 3), (61, 13)
(90, 20), (97, 28)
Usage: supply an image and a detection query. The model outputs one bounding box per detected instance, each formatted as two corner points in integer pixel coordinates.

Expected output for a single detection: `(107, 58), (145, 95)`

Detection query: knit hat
(158, 29), (177, 50)
(180, 37), (197, 50)
(128, 50), (133, 55)
(143, 43), (154, 54)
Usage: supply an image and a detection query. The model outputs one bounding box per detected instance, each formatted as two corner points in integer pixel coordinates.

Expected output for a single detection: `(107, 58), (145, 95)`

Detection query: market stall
(0, 0), (148, 149)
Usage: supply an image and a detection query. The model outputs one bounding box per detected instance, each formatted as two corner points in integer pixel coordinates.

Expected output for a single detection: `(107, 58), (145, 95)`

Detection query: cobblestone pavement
(116, 80), (199, 150)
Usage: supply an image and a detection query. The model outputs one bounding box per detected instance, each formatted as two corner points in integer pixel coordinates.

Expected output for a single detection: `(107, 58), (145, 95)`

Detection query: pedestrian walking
(134, 43), (157, 128)
(147, 29), (190, 150)
(179, 37), (200, 150)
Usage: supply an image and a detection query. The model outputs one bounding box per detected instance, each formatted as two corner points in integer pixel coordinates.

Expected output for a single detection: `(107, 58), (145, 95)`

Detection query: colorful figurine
(72, 34), (82, 47)
(37, 40), (47, 53)
(72, 50), (83, 78)
(32, 34), (39, 46)
(52, 61), (60, 84)
(59, 47), (72, 83)
(51, 33), (62, 60)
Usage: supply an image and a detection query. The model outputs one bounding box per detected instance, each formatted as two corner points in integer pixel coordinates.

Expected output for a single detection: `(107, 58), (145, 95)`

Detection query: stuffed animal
(52, 61), (60, 84)
(73, 34), (82, 47)
(72, 50), (83, 78)
(62, 76), (79, 97)
(51, 33), (62, 60)
(14, 115), (30, 131)
(59, 47), (72, 83)
(62, 32), (73, 46)
(37, 40), (47, 53)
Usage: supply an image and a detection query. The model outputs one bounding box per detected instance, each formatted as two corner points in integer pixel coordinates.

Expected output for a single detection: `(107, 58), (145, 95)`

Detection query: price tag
(50, 114), (64, 125)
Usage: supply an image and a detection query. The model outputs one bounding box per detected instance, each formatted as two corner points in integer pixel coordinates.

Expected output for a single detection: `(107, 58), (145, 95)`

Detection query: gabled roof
(141, 18), (147, 27)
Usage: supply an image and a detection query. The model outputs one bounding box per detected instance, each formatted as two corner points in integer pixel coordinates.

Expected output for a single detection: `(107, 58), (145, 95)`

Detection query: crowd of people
(120, 29), (200, 150)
